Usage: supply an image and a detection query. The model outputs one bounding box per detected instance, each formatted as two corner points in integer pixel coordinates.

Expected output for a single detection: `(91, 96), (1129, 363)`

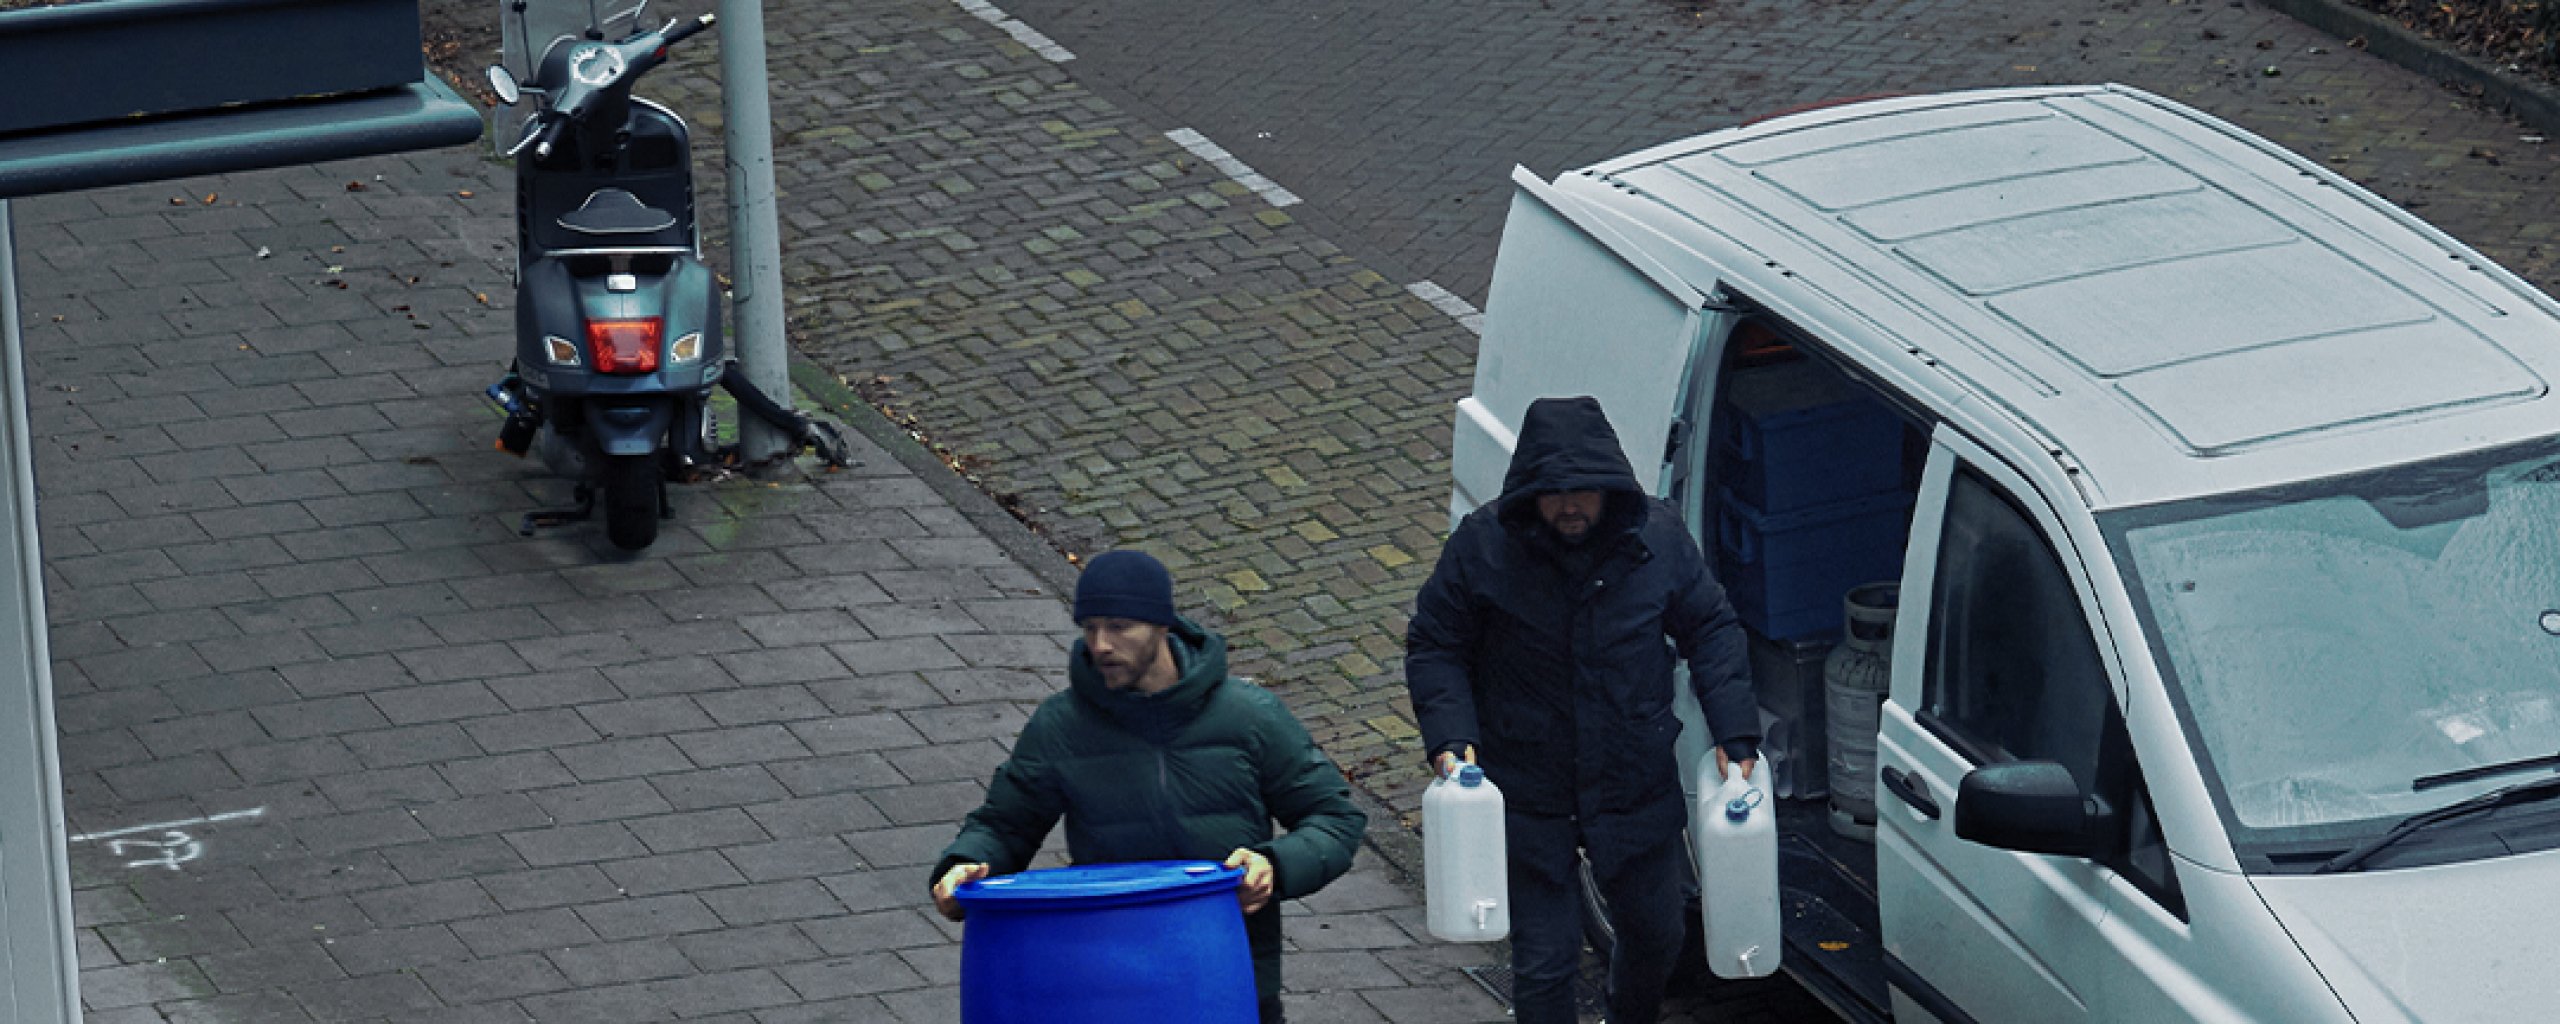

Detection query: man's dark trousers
(1507, 820), (1688, 1024)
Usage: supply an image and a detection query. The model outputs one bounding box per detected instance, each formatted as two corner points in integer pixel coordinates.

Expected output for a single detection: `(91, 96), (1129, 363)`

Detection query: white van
(1451, 83), (2560, 1022)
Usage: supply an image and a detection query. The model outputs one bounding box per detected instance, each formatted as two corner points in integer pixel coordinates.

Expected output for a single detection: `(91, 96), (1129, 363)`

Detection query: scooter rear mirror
(488, 65), (522, 106)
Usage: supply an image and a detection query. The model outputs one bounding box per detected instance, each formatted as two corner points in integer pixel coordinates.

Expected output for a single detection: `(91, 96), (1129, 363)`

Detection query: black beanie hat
(1073, 550), (1177, 626)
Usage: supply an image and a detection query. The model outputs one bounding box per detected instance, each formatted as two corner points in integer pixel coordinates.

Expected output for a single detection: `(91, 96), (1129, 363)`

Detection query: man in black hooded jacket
(1406, 395), (1759, 1024)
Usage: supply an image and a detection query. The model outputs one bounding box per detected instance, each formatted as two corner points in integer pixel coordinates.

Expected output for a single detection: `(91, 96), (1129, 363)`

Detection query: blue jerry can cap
(1458, 763), (1484, 786)
(1724, 785), (1764, 822)
(954, 860), (1243, 909)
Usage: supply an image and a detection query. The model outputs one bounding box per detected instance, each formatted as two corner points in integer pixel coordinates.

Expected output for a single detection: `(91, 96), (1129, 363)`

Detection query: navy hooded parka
(1405, 396), (1757, 877)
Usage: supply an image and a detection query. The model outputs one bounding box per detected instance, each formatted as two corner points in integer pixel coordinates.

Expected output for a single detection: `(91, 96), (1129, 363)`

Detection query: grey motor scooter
(483, 0), (721, 551)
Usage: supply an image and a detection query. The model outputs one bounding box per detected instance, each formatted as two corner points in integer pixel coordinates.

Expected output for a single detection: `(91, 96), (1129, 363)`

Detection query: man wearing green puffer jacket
(929, 549), (1367, 1023)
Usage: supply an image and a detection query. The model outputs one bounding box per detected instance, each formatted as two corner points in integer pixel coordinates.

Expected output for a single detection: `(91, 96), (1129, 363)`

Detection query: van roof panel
(1714, 103), (2047, 167)
(2117, 320), (2536, 452)
(1897, 189), (2296, 295)
(1583, 85), (2560, 507)
(1743, 112), (2146, 210)
(1987, 243), (2436, 374)
(1839, 159), (2198, 241)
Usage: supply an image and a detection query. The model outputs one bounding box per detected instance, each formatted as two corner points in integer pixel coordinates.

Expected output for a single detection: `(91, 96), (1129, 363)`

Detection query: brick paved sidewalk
(21, 150), (1505, 1020)
(641, 0), (1481, 842)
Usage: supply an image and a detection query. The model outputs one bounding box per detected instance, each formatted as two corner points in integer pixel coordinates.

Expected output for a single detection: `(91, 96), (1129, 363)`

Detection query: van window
(2104, 434), (2560, 872)
(1919, 468), (2110, 787)
(1922, 468), (2184, 913)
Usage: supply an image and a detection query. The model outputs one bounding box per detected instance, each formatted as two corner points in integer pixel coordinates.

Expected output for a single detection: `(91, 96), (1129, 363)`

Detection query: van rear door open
(1450, 167), (1715, 520)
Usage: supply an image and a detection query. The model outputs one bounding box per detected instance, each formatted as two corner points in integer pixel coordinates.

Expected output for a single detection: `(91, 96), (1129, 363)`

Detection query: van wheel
(601, 453), (661, 550)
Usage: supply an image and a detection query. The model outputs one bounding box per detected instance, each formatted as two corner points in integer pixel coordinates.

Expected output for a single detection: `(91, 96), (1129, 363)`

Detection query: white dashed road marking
(1406, 280), (1485, 335)
(1166, 128), (1302, 209)
(952, 0), (1076, 62)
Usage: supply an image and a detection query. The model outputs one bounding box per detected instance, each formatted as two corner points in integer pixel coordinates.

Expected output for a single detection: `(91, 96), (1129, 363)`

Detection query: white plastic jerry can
(1423, 763), (1509, 941)
(1696, 760), (1782, 978)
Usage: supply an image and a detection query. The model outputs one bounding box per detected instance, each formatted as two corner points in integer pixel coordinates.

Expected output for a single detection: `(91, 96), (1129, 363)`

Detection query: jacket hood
(1069, 616), (1229, 740)
(1496, 396), (1650, 536)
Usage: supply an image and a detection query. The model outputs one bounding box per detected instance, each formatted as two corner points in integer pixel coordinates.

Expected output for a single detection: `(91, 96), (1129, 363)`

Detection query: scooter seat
(558, 189), (679, 237)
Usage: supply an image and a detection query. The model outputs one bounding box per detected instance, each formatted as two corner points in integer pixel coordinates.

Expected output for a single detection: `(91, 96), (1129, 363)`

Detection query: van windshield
(2104, 436), (2560, 863)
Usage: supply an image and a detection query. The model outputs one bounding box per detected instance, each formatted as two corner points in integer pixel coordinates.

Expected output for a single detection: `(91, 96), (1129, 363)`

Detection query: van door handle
(1882, 765), (1940, 820)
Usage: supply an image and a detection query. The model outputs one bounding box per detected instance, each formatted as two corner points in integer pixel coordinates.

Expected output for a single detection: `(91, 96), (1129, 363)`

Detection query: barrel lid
(953, 860), (1242, 907)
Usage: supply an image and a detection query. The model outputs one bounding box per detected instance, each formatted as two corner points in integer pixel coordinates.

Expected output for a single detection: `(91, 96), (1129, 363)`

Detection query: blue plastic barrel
(954, 860), (1257, 1023)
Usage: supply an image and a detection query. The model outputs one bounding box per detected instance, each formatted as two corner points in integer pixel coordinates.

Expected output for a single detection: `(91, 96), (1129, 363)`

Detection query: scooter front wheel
(601, 453), (662, 550)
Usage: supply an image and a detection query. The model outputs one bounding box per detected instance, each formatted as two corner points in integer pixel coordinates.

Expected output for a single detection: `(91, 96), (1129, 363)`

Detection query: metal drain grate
(1460, 961), (1610, 1015)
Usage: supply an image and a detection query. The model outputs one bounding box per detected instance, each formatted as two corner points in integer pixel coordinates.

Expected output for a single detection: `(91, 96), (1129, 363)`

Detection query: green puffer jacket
(932, 617), (1368, 1005)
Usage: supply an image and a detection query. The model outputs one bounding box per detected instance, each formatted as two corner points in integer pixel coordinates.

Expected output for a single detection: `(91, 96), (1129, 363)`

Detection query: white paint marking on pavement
(1407, 280), (1486, 335)
(69, 806), (267, 844)
(106, 833), (206, 872)
(1165, 128), (1301, 209)
(70, 807), (266, 873)
(951, 0), (1076, 62)
(1001, 19), (1077, 62)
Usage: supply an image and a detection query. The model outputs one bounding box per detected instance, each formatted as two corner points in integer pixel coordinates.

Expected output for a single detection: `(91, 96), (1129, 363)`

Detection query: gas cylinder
(1695, 760), (1781, 979)
(1824, 582), (1899, 840)
(1422, 764), (1508, 942)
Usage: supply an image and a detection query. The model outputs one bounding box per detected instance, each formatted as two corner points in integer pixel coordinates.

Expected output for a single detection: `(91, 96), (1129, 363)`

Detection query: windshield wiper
(2414, 752), (2560, 792)
(2317, 773), (2560, 873)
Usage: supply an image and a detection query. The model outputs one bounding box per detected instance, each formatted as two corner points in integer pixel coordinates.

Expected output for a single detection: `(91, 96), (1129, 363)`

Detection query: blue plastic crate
(1715, 360), (1907, 513)
(1715, 488), (1913, 641)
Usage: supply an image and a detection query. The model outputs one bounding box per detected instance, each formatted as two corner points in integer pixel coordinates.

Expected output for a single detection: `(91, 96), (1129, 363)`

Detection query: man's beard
(1097, 643), (1161, 688)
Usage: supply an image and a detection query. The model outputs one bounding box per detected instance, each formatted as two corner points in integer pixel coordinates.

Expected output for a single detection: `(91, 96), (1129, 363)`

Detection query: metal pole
(0, 200), (86, 1023)
(716, 0), (793, 466)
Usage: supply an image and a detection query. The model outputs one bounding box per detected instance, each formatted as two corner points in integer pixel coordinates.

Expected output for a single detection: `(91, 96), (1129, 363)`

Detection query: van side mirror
(1954, 761), (2114, 858)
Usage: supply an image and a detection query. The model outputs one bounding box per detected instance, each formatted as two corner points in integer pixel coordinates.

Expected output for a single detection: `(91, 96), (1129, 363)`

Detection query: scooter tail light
(670, 332), (703, 364)
(586, 318), (664, 374)
(543, 335), (581, 366)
